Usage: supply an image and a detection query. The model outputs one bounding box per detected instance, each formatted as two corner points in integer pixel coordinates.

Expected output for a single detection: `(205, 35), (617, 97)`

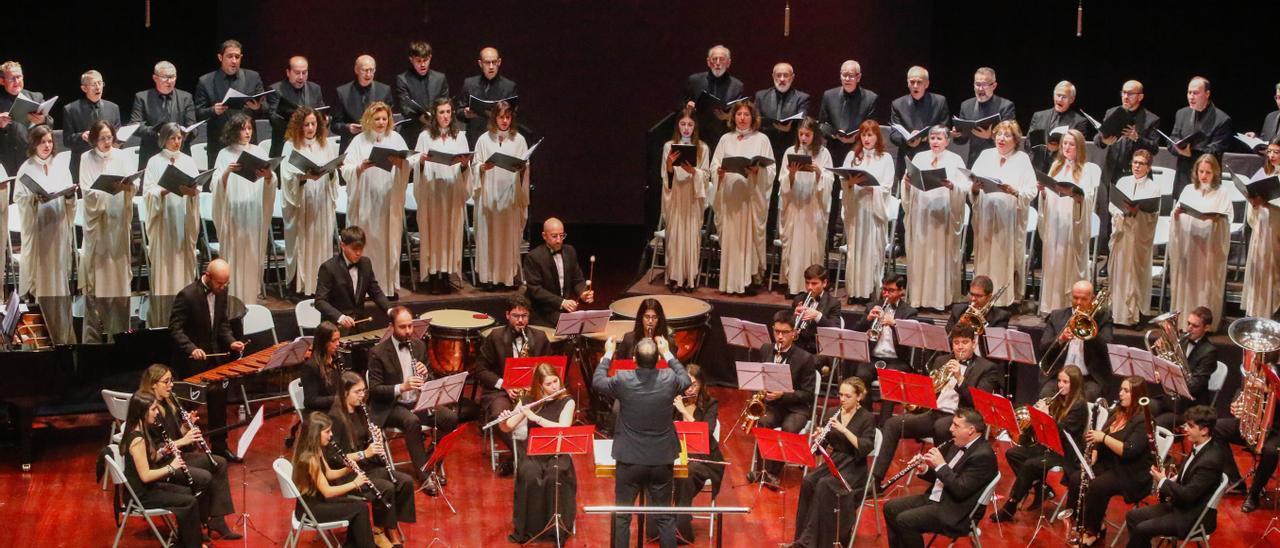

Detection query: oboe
(157, 423), (199, 494)
(359, 403), (397, 484)
(482, 388), (567, 430)
(808, 414), (837, 454)
(880, 440), (953, 490)
(172, 396), (216, 471)
(329, 441), (391, 508)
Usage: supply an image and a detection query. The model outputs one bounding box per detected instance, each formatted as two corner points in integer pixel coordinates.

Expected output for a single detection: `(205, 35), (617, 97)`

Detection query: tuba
(1228, 317), (1280, 453)
(1143, 311), (1190, 397)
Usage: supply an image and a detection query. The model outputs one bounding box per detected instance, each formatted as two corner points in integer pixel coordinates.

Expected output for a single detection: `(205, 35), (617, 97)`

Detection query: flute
(330, 440), (391, 508)
(482, 388), (567, 430)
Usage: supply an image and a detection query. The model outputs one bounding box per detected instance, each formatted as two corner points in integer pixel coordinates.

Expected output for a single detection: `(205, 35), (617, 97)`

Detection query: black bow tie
(550, 248), (562, 256)
(399, 342), (412, 352)
(347, 261), (359, 271)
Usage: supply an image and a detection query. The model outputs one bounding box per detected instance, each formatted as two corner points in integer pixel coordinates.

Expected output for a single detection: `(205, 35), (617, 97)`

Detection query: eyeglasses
(545, 233), (567, 240)
(968, 291), (988, 298)
(157, 378), (174, 385)
(840, 73), (860, 80)
(1121, 90), (1142, 97)
(974, 82), (994, 89)
(155, 74), (177, 81)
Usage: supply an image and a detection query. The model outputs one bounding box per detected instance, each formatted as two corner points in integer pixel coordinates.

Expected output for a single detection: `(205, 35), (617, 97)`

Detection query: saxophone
(509, 333), (531, 400)
(740, 344), (784, 433)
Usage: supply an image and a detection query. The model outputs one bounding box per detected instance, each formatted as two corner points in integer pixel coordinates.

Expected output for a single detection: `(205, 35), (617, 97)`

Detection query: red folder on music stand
(816, 327), (870, 362)
(984, 327), (1037, 365)
(1152, 356), (1193, 399)
(1028, 408), (1064, 456)
(752, 427), (814, 468)
(722, 317), (771, 349)
(607, 357), (669, 375)
(503, 356), (569, 389)
(675, 421), (710, 454)
(877, 368), (938, 410)
(425, 423), (468, 470)
(413, 371), (468, 413)
(894, 319), (950, 352)
(970, 388), (1019, 438)
(527, 425), (596, 456)
(735, 362), (794, 393)
(1107, 344), (1156, 382)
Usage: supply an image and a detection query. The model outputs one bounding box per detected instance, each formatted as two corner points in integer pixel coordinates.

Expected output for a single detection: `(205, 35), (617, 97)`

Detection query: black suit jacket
(927, 353), (1002, 410)
(194, 68), (266, 163)
(0, 89), (53, 173)
(1093, 105), (1161, 185)
(889, 92), (951, 161)
(1179, 336), (1220, 409)
(1158, 440), (1226, 524)
(169, 280), (236, 368)
(792, 290), (842, 353)
(1169, 104), (1232, 196)
(684, 71), (743, 149)
(1262, 110), (1280, 143)
(954, 95), (1017, 166)
(917, 437), (1000, 531)
(522, 243), (588, 328)
(1026, 107), (1092, 172)
(758, 343), (818, 417)
(461, 74), (519, 148)
(1040, 306), (1115, 389)
(366, 335), (429, 426)
(853, 299), (919, 365)
(314, 255), (392, 326)
(818, 86), (879, 132)
(331, 80), (393, 153)
(129, 88), (197, 165)
(944, 302), (1011, 332)
(394, 69), (450, 143)
(593, 355), (691, 465)
(266, 80), (326, 157)
(754, 86), (811, 159)
(475, 325), (552, 390)
(61, 98), (122, 179)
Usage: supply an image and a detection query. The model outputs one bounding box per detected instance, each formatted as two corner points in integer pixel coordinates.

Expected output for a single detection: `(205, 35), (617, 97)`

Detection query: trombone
(1038, 287), (1109, 374)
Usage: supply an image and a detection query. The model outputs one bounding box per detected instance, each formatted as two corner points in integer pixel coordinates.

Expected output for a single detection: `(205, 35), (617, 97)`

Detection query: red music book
(969, 388), (1020, 439)
(675, 421), (710, 454)
(425, 423), (469, 468)
(527, 425), (596, 456)
(1028, 408), (1064, 456)
(876, 368), (939, 410)
(502, 355), (569, 389)
(607, 357), (669, 376)
(753, 427), (815, 468)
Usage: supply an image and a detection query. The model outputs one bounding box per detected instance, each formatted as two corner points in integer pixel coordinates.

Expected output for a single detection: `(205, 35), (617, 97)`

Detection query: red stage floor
(3, 389), (1279, 547)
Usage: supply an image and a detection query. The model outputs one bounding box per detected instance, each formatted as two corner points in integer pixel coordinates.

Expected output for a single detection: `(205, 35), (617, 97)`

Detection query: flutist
(1039, 280), (1114, 401)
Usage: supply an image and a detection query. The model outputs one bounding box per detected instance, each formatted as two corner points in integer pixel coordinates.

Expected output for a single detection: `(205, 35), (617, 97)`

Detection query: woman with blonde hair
(1038, 129), (1100, 314)
(339, 101), (412, 296)
(1169, 153), (1233, 330)
(968, 120), (1037, 307)
(499, 363), (577, 542)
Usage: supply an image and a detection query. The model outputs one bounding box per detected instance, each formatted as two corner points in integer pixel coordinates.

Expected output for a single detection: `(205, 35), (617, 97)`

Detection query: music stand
(503, 356), (569, 389)
(734, 362), (794, 393)
(895, 320), (951, 352)
(1024, 407), (1064, 546)
(233, 406), (268, 547)
(985, 327), (1038, 396)
(606, 358), (669, 376)
(555, 310), (611, 402)
(262, 336), (311, 371)
(751, 427), (814, 502)
(413, 372), (468, 414)
(816, 327), (870, 418)
(722, 316), (771, 361)
(1152, 357), (1193, 400)
(970, 388), (1020, 441)
(525, 425), (594, 547)
(675, 421), (711, 455)
(1107, 344), (1156, 381)
(423, 426), (468, 546)
(876, 369), (939, 410)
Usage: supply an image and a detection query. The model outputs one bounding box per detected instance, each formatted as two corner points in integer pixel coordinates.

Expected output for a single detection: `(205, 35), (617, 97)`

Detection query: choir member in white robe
(1168, 154), (1233, 331)
(902, 126), (968, 310)
(471, 100), (529, 288)
(659, 108), (711, 291)
(143, 124), (201, 327)
(14, 126), (76, 343)
(279, 107), (339, 296)
(778, 118), (833, 296)
(78, 121), (136, 343)
(413, 97), (472, 294)
(212, 112), (275, 307)
(968, 120), (1037, 307)
(340, 101), (412, 294)
(1242, 142), (1280, 318)
(710, 101), (775, 294)
(840, 119), (896, 300)
(1038, 129), (1100, 314)
(1106, 150), (1161, 326)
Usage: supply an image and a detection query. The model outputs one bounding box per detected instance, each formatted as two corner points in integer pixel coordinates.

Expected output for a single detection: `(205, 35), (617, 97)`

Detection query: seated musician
(119, 391), (208, 548)
(327, 371), (415, 547)
(883, 409), (999, 548)
(792, 377), (875, 548)
(475, 294), (551, 476)
(136, 364), (240, 540)
(616, 297), (674, 359)
(990, 365), (1087, 523)
(366, 306), (460, 494)
(291, 412), (378, 548)
(873, 323), (1001, 489)
(853, 273), (918, 421)
(662, 363), (725, 544)
(1214, 353), (1279, 513)
(1154, 306), (1219, 431)
(1124, 405), (1226, 547)
(522, 217), (594, 328)
(747, 309), (818, 485)
(1039, 280), (1113, 402)
(498, 363), (578, 543)
(299, 321), (343, 414)
(944, 275), (1011, 343)
(314, 225), (393, 331)
(791, 264), (843, 356)
(1072, 375), (1153, 547)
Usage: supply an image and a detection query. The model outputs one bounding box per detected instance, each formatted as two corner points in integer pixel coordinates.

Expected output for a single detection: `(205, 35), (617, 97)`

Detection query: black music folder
(830, 167), (883, 187)
(952, 114), (1001, 133)
(670, 143), (698, 166)
(287, 151), (344, 177)
(720, 155), (775, 176)
(19, 173), (76, 202)
(90, 170), (145, 195)
(368, 145), (412, 172)
(234, 150), (283, 176)
(905, 162), (948, 192)
(157, 165), (215, 194)
(423, 149), (473, 166)
(1109, 185), (1161, 214)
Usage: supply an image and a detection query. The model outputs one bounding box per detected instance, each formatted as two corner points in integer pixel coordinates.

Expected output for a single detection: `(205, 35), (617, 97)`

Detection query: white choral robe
(413, 130), (472, 278)
(1038, 162), (1100, 314)
(341, 131), (412, 293)
(280, 138), (339, 295)
(710, 131), (775, 294)
(659, 139), (711, 288)
(213, 143), (276, 306)
(968, 149), (1037, 306)
(78, 149), (136, 342)
(143, 150), (201, 327)
(471, 130), (529, 286)
(841, 150), (895, 300)
(779, 145), (833, 295)
(1168, 184), (1233, 331)
(1106, 175), (1161, 325)
(1243, 167), (1280, 318)
(15, 156), (76, 343)
(903, 149), (968, 309)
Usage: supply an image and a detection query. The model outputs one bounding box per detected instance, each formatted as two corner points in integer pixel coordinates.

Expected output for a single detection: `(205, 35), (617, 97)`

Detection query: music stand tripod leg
(522, 459), (569, 548)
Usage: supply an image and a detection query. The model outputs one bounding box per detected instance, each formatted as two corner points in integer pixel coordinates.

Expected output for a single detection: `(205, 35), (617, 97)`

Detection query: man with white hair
(1026, 80), (1091, 172)
(753, 62), (810, 159)
(890, 65), (950, 168)
(129, 60), (197, 165)
(684, 45), (743, 150)
(817, 59), (878, 161)
(332, 54), (392, 153)
(62, 69), (122, 180)
(0, 61), (53, 173)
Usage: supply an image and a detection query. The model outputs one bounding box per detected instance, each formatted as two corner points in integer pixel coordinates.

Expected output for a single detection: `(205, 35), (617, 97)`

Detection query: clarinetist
(792, 377), (875, 548)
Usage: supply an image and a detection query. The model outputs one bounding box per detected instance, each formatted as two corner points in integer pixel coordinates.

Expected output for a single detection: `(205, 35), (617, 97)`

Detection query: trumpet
(1039, 287), (1109, 374)
(794, 292), (817, 331)
(330, 441), (391, 508)
(482, 388), (567, 430)
(867, 297), (892, 342)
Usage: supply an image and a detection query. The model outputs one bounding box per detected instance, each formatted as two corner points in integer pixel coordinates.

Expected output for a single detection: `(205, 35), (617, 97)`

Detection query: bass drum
(609, 295), (712, 364)
(420, 309), (495, 376)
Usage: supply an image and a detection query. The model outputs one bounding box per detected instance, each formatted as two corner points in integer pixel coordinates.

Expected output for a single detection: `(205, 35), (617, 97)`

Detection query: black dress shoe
(1027, 485), (1055, 509)
(1243, 495), (1260, 513)
(497, 460), (514, 477)
(219, 449), (244, 463)
(989, 505), (1016, 523)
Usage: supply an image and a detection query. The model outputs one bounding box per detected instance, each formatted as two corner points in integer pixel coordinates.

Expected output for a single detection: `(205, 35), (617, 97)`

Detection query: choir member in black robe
(0, 61), (53, 174)
(462, 47), (519, 148)
(684, 44), (743, 152)
(62, 70), (121, 181)
(130, 61), (197, 166)
(1258, 83), (1280, 142)
(953, 67), (1016, 166)
(817, 60), (878, 162)
(331, 55), (393, 153)
(1026, 81), (1092, 172)
(889, 66), (951, 175)
(266, 56), (326, 157)
(194, 40), (265, 168)
(754, 62), (811, 160)
(394, 41), (450, 144)
(1094, 80), (1161, 253)
(1168, 76), (1232, 201)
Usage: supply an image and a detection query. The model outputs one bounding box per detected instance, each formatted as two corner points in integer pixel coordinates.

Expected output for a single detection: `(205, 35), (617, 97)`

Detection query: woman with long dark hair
(413, 97), (472, 294)
(617, 297), (673, 359)
(777, 117), (833, 297)
(669, 363), (724, 543)
(660, 107), (711, 291)
(300, 321), (343, 413)
(119, 391), (206, 547)
(1070, 376), (1153, 546)
(291, 412), (377, 548)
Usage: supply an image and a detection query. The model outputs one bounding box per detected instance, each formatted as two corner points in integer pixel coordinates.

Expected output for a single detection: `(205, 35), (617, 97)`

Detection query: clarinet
(157, 422), (200, 495)
(1075, 398), (1117, 538)
(360, 403), (398, 484)
(880, 440), (953, 490)
(171, 396), (216, 471)
(329, 440), (391, 508)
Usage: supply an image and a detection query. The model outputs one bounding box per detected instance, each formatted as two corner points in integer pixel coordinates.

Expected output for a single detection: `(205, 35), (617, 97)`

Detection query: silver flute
(481, 388), (566, 430)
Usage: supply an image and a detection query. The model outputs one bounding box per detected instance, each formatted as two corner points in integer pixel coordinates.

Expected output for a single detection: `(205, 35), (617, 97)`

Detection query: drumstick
(203, 352), (230, 358)
(586, 255), (596, 289)
(353, 317), (373, 325)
